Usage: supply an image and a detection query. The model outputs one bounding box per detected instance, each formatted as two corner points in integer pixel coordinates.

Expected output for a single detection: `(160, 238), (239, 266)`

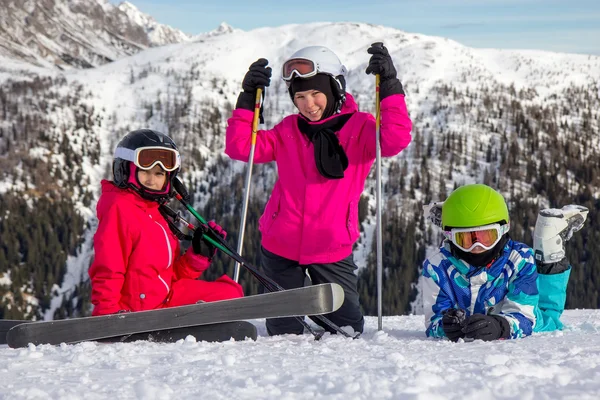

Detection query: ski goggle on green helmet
(441, 184), (510, 252)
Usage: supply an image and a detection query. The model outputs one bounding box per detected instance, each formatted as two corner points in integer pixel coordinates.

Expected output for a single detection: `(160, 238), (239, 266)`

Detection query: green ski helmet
(442, 184), (509, 230)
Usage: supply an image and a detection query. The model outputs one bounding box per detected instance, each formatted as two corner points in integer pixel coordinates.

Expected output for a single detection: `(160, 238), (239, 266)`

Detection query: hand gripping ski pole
(234, 88), (262, 282)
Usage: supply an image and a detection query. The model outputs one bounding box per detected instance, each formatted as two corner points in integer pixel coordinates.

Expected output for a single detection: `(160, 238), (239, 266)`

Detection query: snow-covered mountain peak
(116, 1), (191, 44)
(215, 22), (235, 34)
(194, 22), (241, 39)
(118, 1), (149, 22)
(0, 0), (190, 69)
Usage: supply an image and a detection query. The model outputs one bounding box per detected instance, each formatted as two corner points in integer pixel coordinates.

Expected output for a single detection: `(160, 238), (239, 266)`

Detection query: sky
(111, 0), (600, 55)
(3, 311), (600, 399)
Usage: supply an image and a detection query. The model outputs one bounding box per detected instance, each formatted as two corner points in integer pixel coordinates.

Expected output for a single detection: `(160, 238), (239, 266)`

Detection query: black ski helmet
(112, 129), (181, 203)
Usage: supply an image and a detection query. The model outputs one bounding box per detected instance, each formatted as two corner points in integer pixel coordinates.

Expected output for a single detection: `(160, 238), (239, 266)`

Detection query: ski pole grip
(173, 178), (191, 203)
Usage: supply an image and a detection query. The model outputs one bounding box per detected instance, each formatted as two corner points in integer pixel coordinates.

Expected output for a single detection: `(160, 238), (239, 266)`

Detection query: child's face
(137, 165), (167, 191)
(294, 89), (328, 121)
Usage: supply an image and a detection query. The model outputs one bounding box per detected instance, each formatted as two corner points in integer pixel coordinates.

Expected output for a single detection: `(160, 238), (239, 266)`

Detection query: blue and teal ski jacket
(422, 239), (569, 339)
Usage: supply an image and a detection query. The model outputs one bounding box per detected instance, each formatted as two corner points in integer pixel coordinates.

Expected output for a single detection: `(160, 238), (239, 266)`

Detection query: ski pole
(234, 88), (262, 283)
(374, 42), (384, 331)
(171, 179), (356, 339)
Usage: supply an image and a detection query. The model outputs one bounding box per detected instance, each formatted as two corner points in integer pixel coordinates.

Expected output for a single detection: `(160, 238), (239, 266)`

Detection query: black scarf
(297, 113), (352, 179)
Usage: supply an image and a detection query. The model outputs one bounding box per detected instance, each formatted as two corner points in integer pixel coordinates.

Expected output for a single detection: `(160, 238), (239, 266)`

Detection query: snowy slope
(1, 311), (600, 399)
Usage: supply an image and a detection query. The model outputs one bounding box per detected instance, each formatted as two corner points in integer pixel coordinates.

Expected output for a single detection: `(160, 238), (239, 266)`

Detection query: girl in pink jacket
(226, 44), (412, 335)
(89, 129), (243, 316)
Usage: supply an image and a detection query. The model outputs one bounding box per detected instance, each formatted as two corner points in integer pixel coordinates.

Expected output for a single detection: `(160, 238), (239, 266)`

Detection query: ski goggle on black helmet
(114, 146), (180, 172)
(282, 46), (347, 86)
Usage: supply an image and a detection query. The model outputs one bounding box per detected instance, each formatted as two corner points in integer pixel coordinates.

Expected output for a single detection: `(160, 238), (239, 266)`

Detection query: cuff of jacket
(380, 78), (405, 99)
(183, 249), (211, 273)
(537, 257), (570, 275)
(236, 91), (255, 111)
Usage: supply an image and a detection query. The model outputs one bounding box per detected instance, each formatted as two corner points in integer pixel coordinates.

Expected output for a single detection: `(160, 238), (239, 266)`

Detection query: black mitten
(192, 221), (227, 259)
(236, 58), (272, 111)
(462, 314), (510, 341)
(442, 308), (467, 342)
(365, 42), (404, 99)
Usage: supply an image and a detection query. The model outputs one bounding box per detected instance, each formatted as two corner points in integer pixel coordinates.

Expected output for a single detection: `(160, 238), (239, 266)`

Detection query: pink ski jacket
(225, 93), (412, 264)
(89, 180), (211, 315)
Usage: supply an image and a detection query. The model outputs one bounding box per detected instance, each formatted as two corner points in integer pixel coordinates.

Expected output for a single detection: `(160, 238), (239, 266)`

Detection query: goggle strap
(114, 147), (135, 163)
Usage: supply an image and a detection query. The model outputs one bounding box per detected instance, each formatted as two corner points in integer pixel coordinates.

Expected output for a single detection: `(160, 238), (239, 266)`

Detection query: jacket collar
(99, 180), (159, 212)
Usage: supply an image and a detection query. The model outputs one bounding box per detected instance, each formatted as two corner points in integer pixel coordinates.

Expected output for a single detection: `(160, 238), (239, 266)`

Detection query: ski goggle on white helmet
(282, 46), (347, 86)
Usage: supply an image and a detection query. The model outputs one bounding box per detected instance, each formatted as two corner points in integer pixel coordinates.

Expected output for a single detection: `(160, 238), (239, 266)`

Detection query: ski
(2, 320), (258, 345)
(7, 283), (344, 348)
(98, 321), (258, 344)
(0, 320), (23, 345)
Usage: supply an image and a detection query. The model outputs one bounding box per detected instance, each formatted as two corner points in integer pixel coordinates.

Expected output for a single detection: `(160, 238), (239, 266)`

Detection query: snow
(0, 271), (10, 287)
(2, 311), (600, 398)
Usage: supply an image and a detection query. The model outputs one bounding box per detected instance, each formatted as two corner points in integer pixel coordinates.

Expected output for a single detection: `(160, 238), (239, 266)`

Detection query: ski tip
(330, 283), (345, 312)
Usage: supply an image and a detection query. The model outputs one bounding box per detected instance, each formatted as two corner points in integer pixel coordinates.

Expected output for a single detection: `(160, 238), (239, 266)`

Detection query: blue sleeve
(533, 268), (570, 332)
(496, 257), (538, 339)
(422, 261), (454, 338)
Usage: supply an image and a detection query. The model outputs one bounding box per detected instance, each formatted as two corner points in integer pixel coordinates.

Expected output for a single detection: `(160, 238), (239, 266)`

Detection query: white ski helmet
(282, 46), (347, 92)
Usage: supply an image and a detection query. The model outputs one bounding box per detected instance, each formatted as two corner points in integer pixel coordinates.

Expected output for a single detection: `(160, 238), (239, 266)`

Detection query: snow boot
(423, 201), (444, 228)
(533, 205), (588, 263)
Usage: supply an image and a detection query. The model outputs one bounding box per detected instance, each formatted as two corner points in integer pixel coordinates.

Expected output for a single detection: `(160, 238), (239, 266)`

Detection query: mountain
(0, 15), (599, 320)
(0, 0), (190, 69)
(2, 311), (600, 398)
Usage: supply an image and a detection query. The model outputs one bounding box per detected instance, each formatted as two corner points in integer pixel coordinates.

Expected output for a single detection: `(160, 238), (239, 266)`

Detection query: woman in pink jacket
(226, 44), (412, 335)
(89, 129), (243, 316)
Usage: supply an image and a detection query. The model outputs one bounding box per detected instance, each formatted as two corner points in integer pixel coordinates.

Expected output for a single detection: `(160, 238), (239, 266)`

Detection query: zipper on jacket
(150, 214), (172, 295)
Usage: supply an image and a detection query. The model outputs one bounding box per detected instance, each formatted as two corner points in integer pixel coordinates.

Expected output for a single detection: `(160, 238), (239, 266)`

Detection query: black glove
(462, 314), (510, 341)
(192, 221), (227, 259)
(442, 308), (467, 342)
(236, 58), (272, 111)
(365, 42), (404, 99)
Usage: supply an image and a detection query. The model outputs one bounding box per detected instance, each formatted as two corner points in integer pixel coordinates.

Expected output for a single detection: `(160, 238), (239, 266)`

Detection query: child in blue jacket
(422, 184), (587, 341)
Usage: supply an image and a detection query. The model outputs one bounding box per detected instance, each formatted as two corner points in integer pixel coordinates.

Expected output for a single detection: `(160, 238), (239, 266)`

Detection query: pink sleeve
(89, 204), (131, 316)
(359, 94), (412, 159)
(225, 108), (279, 163)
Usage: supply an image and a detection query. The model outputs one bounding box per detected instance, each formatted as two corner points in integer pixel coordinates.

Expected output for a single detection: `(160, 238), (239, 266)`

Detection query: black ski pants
(260, 246), (365, 335)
